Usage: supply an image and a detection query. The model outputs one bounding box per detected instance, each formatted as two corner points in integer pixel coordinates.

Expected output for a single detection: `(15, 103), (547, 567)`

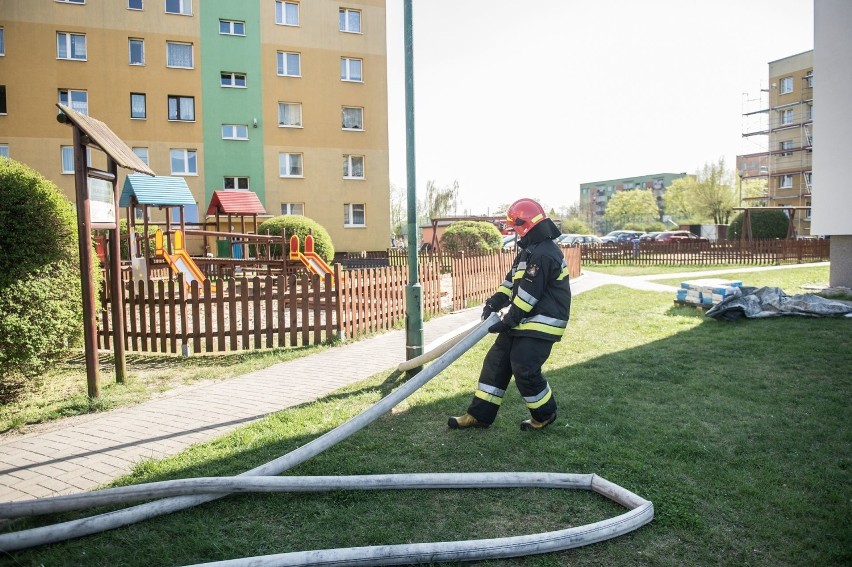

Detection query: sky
(384, 0), (814, 216)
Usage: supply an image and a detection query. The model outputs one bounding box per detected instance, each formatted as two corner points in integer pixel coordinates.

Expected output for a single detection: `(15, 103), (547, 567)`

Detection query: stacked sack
(676, 278), (743, 306)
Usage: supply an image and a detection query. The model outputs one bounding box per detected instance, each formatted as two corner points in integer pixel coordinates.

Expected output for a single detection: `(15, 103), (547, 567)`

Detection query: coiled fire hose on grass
(0, 312), (654, 563)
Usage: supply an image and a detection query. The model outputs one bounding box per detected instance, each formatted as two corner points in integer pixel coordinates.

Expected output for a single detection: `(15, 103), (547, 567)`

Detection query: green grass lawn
(4, 268), (850, 566)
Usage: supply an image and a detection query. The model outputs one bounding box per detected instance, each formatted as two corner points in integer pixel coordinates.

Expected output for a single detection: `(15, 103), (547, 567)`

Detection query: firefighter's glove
(481, 302), (497, 321)
(488, 320), (510, 334)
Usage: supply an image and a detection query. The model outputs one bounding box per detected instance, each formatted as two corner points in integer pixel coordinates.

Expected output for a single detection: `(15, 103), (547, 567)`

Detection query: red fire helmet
(506, 198), (547, 237)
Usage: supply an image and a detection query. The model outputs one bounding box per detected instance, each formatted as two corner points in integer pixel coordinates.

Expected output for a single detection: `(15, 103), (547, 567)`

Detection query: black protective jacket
(486, 219), (572, 342)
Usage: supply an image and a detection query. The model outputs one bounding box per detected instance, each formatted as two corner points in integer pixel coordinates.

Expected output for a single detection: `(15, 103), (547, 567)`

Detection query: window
(275, 1), (299, 26)
(0, 144), (8, 159)
(166, 42), (193, 68)
(278, 102), (302, 127)
(220, 72), (246, 88)
(279, 153), (303, 177)
(57, 0), (85, 4)
(778, 140), (793, 157)
(130, 93), (146, 119)
(806, 71), (813, 88)
(780, 109), (794, 125)
(128, 0), (143, 10)
(59, 89), (88, 115)
(165, 0), (191, 15)
(804, 171), (812, 191)
(167, 95), (195, 121)
(277, 51), (301, 76)
(61, 146), (75, 174)
(806, 104), (813, 121)
(779, 175), (793, 189)
(0, 27), (5, 56)
(224, 176), (249, 190)
(780, 76), (793, 94)
(132, 147), (149, 165)
(57, 32), (87, 61)
(170, 148), (197, 175)
(219, 19), (245, 35)
(128, 38), (145, 65)
(342, 106), (363, 130)
(281, 203), (304, 215)
(343, 154), (364, 179)
(221, 124), (248, 140)
(0, 85), (6, 114)
(344, 203), (365, 226)
(341, 57), (362, 82)
(339, 8), (361, 33)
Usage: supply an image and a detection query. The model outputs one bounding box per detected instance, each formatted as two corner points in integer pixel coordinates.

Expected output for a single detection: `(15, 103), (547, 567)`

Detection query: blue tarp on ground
(706, 286), (852, 320)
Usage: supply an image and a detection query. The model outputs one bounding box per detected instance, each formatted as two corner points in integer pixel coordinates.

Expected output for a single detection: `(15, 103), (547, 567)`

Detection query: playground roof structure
(120, 175), (196, 208)
(206, 190), (267, 216)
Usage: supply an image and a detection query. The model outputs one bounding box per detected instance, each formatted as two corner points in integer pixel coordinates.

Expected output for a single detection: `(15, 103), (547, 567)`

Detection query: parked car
(567, 234), (603, 246)
(502, 234), (518, 249)
(654, 231), (709, 243)
(600, 231), (626, 244)
(601, 230), (644, 244)
(554, 233), (580, 246)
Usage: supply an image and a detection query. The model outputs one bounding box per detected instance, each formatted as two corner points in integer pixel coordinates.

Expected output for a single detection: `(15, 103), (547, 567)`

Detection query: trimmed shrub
(257, 215), (335, 263)
(441, 221), (503, 254)
(728, 210), (790, 239)
(0, 159), (83, 398)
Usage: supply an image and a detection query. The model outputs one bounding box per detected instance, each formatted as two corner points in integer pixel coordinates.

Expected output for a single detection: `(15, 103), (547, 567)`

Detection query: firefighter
(449, 198), (571, 431)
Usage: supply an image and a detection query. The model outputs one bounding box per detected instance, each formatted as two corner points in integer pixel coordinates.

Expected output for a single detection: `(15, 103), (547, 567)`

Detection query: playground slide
(154, 229), (214, 292)
(289, 234), (333, 278)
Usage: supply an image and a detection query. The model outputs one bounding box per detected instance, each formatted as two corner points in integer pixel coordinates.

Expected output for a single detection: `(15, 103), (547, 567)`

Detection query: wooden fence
(581, 239), (830, 266)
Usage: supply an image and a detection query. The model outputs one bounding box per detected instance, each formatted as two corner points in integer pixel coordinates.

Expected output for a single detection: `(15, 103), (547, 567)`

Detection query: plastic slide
(154, 229), (215, 293)
(289, 234), (333, 278)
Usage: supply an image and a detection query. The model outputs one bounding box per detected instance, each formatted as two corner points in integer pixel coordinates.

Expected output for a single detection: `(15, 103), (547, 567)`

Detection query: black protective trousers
(466, 332), (558, 426)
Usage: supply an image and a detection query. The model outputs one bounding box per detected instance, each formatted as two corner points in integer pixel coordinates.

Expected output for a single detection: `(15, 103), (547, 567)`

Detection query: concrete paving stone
(56, 470), (101, 490)
(81, 470), (117, 486)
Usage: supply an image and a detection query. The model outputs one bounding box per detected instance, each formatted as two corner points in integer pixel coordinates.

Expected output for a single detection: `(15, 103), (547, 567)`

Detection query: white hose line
(0, 314), (502, 552)
(396, 317), (480, 372)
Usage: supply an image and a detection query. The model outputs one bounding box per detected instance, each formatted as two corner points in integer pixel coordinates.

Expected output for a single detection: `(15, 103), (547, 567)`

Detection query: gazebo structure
(119, 175), (197, 261)
(205, 190), (268, 259)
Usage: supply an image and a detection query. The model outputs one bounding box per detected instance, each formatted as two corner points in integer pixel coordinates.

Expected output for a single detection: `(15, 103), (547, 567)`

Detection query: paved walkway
(0, 262), (828, 503)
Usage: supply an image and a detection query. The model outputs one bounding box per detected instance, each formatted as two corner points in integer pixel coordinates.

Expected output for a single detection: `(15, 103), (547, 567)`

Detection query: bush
(0, 159), (83, 398)
(561, 219), (592, 234)
(257, 215), (334, 263)
(440, 221), (503, 254)
(728, 210), (790, 239)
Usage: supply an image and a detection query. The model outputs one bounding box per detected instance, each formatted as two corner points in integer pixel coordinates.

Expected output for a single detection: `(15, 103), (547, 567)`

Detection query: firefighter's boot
(447, 413), (489, 429)
(520, 413), (557, 431)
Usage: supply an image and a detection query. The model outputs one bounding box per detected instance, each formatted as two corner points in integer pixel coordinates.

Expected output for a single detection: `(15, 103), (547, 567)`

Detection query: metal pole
(72, 126), (100, 398)
(404, 0), (423, 367)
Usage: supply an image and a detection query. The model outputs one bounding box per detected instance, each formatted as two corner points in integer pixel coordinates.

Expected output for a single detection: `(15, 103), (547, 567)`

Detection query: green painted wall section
(200, 0), (265, 209)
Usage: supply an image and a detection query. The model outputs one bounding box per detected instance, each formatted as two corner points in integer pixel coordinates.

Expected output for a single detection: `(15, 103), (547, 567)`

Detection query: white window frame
(165, 0), (191, 16)
(342, 106), (363, 130)
(0, 27), (5, 56)
(221, 124), (249, 140)
(132, 147), (149, 165)
(806, 104), (813, 121)
(343, 154), (365, 179)
(130, 92), (146, 119)
(779, 174), (793, 189)
(220, 72), (247, 88)
(60, 146), (91, 172)
(224, 176), (250, 190)
(339, 8), (362, 33)
(219, 19), (245, 36)
(128, 0), (143, 11)
(170, 148), (197, 175)
(0, 144), (9, 159)
(166, 41), (194, 69)
(275, 1), (300, 26)
(340, 57), (363, 82)
(780, 76), (793, 94)
(344, 203), (366, 227)
(278, 102), (302, 127)
(780, 109), (794, 126)
(59, 89), (88, 115)
(129, 38), (145, 65)
(57, 32), (87, 61)
(277, 51), (301, 77)
(279, 153), (303, 177)
(804, 171), (812, 191)
(778, 140), (793, 157)
(167, 95), (195, 121)
(806, 71), (813, 88)
(281, 203), (304, 215)
(56, 0), (85, 4)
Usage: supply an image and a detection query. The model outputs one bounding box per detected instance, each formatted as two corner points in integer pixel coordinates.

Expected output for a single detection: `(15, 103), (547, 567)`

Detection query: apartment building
(579, 172), (689, 233)
(740, 50), (813, 235)
(0, 0), (390, 253)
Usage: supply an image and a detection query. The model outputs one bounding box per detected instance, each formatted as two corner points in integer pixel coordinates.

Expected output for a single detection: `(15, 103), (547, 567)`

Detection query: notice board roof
(206, 190), (267, 215)
(119, 175), (196, 207)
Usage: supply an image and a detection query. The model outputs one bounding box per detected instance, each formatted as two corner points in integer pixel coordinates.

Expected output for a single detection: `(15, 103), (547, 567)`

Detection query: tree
(604, 189), (659, 229)
(389, 183), (406, 246)
(728, 210), (790, 240)
(420, 179), (459, 221)
(740, 176), (768, 207)
(693, 158), (738, 225)
(662, 176), (702, 223)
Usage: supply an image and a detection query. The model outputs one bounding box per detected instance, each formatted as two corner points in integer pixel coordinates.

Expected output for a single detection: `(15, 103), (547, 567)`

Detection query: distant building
(579, 172), (689, 234)
(0, 0), (390, 253)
